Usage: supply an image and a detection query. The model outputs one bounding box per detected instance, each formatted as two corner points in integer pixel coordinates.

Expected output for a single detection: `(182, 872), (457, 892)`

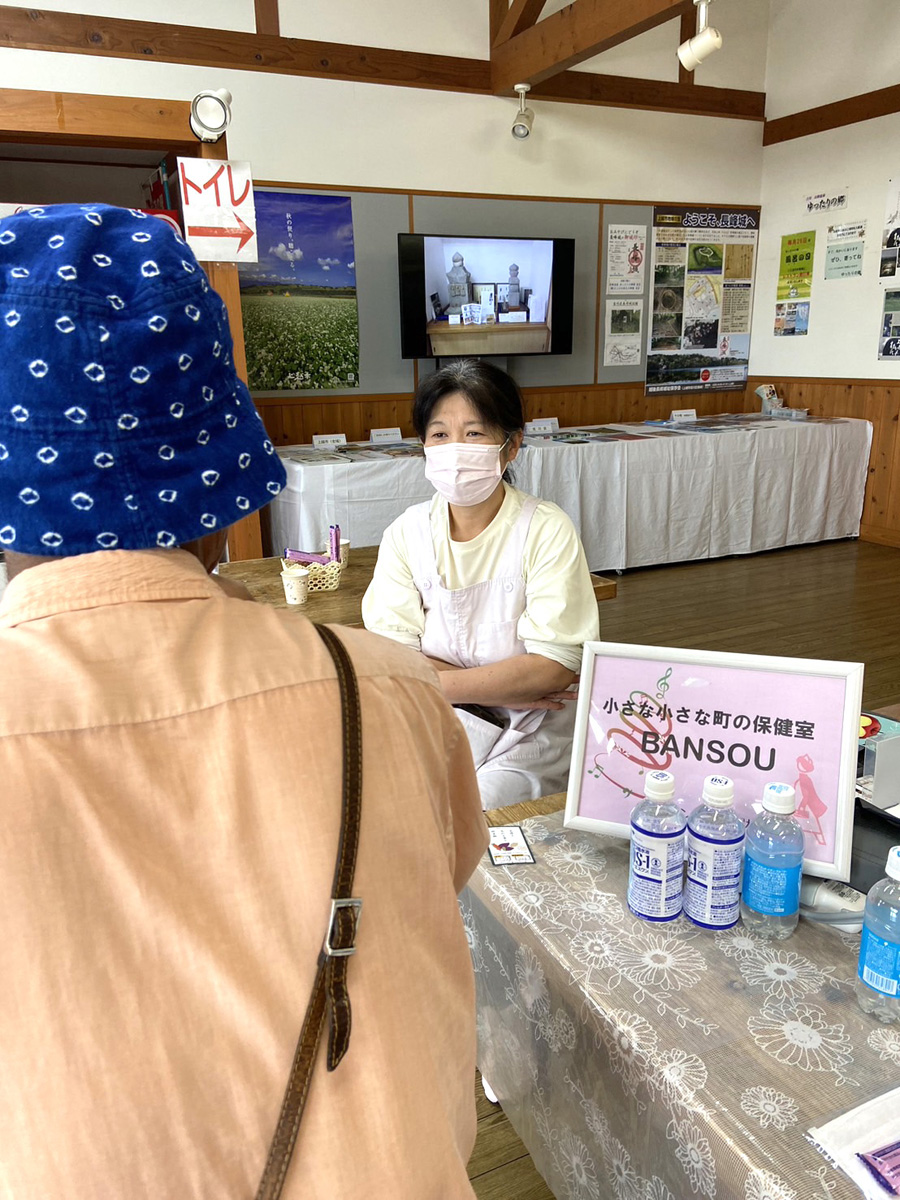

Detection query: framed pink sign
(564, 642), (864, 880)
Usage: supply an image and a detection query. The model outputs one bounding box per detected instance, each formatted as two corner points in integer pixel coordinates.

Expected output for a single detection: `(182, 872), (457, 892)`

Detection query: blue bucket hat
(0, 203), (285, 555)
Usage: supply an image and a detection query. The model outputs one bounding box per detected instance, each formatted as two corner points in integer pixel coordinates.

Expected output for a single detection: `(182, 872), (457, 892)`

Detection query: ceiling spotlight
(677, 1), (722, 72)
(189, 88), (233, 143)
(512, 83), (534, 140)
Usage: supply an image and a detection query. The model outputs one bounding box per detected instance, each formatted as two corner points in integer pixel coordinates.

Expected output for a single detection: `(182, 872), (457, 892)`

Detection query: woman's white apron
(407, 497), (576, 808)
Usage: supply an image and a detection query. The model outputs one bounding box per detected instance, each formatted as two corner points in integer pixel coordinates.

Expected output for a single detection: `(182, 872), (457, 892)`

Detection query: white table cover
(269, 420), (872, 572)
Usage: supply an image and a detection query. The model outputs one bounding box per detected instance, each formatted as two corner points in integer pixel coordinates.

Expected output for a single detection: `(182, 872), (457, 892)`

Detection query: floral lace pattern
(466, 809), (896, 1199)
(740, 1086), (800, 1131)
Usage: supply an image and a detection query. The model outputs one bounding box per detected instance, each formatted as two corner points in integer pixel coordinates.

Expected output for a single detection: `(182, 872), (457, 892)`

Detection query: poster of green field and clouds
(238, 191), (359, 392)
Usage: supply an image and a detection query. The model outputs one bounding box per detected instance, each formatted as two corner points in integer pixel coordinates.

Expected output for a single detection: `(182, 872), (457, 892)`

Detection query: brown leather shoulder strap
(255, 623), (363, 1200)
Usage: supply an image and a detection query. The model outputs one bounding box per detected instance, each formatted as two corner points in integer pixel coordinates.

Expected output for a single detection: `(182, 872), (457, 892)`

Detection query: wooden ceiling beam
(491, 0), (691, 93)
(254, 0), (280, 38)
(489, 0), (510, 46)
(0, 6), (493, 94)
(493, 0), (548, 49)
(0, 6), (763, 123)
(677, 4), (697, 87)
(763, 82), (900, 145)
(0, 86), (196, 150)
(532, 71), (764, 121)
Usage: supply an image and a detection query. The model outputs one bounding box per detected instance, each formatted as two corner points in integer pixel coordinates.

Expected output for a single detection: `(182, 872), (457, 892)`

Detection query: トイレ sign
(177, 158), (258, 263)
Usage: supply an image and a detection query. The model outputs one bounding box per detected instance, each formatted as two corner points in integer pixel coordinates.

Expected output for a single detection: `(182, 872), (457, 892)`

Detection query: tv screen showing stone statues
(397, 233), (575, 359)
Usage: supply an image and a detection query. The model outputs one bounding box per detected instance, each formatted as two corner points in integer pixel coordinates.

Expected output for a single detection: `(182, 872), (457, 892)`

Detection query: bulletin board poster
(826, 218), (866, 284)
(606, 224), (647, 294)
(644, 205), (758, 396)
(824, 242), (864, 280)
(604, 297), (643, 366)
(777, 231), (816, 300)
(238, 190), (359, 392)
(824, 222), (865, 282)
(878, 290), (900, 358)
(773, 301), (810, 337)
(564, 643), (863, 880)
(880, 178), (900, 280)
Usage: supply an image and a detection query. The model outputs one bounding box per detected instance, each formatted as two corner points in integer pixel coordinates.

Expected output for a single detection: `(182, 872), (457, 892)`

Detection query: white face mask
(423, 439), (509, 507)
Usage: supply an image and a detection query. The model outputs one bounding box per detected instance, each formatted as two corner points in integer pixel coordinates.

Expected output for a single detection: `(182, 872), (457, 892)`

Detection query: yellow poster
(777, 231), (815, 301)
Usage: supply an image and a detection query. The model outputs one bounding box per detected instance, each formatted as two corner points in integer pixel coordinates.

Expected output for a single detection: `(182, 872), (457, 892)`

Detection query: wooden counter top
(220, 547), (616, 627)
(218, 546), (378, 626)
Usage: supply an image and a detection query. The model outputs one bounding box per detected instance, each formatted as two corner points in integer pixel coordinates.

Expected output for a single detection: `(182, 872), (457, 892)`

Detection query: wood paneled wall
(255, 393), (420, 445)
(254, 382), (749, 446)
(256, 375), (900, 549)
(747, 376), (900, 550)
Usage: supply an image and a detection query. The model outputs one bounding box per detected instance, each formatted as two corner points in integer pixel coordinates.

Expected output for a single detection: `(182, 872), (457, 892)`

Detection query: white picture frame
(564, 641), (864, 881)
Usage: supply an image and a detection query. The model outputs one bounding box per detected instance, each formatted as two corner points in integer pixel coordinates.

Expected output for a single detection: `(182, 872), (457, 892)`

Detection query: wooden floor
(595, 538), (900, 711)
(468, 1074), (555, 1199)
(465, 537), (900, 1198)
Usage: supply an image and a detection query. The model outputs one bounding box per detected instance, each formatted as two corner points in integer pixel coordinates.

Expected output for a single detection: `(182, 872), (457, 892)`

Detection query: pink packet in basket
(284, 547), (331, 566)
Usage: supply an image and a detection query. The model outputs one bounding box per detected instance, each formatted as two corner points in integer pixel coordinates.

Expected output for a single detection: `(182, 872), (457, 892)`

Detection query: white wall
(547, 0), (770, 93)
(0, 48), (763, 205)
(749, 0), (900, 379)
(16, 0), (255, 32)
(765, 0), (896, 119)
(0, 5), (772, 386)
(750, 114), (900, 380)
(8, 1), (898, 384)
(280, 0), (488, 59)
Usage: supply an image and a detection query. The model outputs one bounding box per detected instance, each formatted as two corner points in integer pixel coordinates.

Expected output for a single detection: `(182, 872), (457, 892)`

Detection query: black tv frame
(398, 232), (575, 360)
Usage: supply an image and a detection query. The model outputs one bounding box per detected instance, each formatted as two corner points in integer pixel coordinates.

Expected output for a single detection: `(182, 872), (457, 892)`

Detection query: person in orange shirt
(0, 204), (486, 1199)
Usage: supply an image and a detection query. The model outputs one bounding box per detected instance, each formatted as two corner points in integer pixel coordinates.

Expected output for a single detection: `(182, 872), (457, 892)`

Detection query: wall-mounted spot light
(677, 1), (722, 72)
(512, 84), (534, 140)
(189, 89), (233, 143)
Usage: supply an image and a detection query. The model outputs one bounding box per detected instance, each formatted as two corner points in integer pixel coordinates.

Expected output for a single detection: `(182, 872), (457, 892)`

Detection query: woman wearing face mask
(362, 359), (600, 808)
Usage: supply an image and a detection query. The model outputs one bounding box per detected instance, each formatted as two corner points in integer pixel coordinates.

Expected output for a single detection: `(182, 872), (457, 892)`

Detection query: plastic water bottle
(684, 775), (745, 930)
(627, 770), (687, 923)
(741, 783), (805, 939)
(856, 845), (900, 1023)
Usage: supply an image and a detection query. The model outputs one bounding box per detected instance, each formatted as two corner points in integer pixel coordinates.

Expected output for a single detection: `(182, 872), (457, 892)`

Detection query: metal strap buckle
(323, 897), (363, 958)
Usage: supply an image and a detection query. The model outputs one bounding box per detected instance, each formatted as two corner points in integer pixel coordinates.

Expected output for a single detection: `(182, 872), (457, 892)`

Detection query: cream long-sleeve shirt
(0, 549), (486, 1200)
(362, 484), (600, 671)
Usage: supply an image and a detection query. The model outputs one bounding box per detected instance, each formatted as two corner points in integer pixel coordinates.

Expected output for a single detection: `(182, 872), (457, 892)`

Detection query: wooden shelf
(427, 320), (551, 356)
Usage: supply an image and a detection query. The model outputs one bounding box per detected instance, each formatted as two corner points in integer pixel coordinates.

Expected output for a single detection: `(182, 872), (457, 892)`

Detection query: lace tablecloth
(462, 810), (900, 1200)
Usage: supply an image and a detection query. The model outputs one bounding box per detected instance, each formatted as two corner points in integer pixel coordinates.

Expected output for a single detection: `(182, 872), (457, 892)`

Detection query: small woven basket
(307, 560), (342, 591)
(282, 558), (342, 592)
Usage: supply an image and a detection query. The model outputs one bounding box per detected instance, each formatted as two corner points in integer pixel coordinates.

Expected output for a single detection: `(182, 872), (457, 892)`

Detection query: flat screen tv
(398, 233), (575, 360)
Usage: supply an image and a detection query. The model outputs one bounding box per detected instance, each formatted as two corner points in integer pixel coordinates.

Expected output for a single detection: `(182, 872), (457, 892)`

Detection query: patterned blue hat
(0, 203), (285, 555)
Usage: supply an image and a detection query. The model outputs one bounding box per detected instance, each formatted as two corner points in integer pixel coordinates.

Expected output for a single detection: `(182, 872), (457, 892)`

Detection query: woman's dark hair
(412, 359), (525, 440)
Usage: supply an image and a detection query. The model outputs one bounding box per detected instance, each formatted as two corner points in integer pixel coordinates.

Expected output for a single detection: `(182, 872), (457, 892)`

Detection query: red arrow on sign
(186, 214), (254, 252)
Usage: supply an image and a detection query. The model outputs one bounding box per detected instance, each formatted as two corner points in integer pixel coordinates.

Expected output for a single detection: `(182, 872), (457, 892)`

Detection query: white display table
(269, 419), (872, 572)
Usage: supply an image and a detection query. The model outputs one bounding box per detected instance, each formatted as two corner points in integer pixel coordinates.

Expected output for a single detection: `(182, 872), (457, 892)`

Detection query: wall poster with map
(645, 205), (759, 396)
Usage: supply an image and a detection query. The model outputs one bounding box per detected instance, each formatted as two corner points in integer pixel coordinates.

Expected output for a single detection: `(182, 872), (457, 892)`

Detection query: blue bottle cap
(762, 782), (796, 815)
(644, 770), (675, 800)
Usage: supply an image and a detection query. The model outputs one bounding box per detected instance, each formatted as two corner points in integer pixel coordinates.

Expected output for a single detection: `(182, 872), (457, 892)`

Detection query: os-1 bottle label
(684, 831), (744, 929)
(628, 825), (685, 922)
